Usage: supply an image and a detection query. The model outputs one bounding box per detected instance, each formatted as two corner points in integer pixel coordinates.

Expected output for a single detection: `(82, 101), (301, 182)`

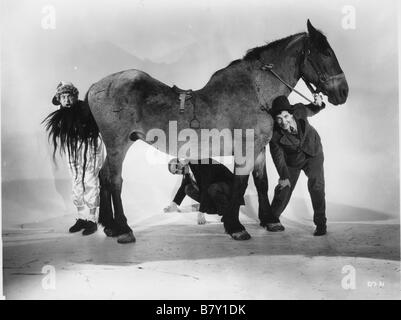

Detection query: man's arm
(172, 175), (190, 205)
(197, 167), (212, 213)
(269, 138), (290, 180)
(294, 94), (326, 117)
(164, 175), (188, 212)
(304, 103), (325, 116)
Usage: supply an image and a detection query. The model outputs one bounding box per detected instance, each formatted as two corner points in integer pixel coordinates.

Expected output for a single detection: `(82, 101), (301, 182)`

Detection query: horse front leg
(108, 151), (135, 244)
(222, 134), (261, 240)
(224, 126), (273, 240)
(223, 170), (251, 240)
(252, 148), (278, 227)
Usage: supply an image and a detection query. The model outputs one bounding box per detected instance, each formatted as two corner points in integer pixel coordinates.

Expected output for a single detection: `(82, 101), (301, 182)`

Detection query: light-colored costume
(68, 139), (105, 222)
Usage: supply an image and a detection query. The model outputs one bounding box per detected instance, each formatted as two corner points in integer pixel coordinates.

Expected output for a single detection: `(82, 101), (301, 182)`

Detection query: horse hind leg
(107, 149), (136, 244)
(98, 158), (117, 237)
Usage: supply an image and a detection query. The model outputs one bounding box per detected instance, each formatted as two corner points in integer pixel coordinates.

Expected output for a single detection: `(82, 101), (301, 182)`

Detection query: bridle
(299, 35), (345, 95)
(259, 35), (345, 103)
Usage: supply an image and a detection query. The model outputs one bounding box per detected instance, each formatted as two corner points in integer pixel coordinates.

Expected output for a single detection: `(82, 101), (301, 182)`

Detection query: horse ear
(307, 19), (326, 47)
(307, 19), (317, 37)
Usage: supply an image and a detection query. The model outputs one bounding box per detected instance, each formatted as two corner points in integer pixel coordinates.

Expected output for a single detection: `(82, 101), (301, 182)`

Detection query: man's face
(275, 110), (294, 131)
(169, 161), (188, 175)
(59, 93), (77, 108)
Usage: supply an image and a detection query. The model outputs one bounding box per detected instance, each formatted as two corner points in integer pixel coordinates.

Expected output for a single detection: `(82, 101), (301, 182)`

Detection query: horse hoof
(117, 231), (136, 244)
(265, 223), (285, 232)
(230, 230), (251, 241)
(197, 212), (207, 225)
(104, 227), (116, 237)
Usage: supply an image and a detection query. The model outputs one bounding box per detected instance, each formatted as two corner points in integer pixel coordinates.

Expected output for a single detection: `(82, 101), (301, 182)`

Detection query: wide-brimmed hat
(270, 96), (294, 117)
(52, 81), (79, 105)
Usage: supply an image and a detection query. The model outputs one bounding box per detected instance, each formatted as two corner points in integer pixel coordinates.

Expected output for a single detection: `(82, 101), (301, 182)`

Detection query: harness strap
(177, 92), (200, 129)
(179, 93), (187, 113)
(261, 63), (315, 104)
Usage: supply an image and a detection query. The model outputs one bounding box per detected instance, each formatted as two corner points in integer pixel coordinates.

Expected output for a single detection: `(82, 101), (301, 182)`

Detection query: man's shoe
(313, 224), (327, 236)
(82, 221), (98, 236)
(69, 219), (87, 233)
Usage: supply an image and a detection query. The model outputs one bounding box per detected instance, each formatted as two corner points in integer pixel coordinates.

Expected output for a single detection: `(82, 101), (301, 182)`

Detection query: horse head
(301, 19), (349, 105)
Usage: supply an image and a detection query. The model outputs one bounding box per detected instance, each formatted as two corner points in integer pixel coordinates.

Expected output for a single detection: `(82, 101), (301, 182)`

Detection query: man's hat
(52, 81), (79, 105)
(270, 96), (294, 117)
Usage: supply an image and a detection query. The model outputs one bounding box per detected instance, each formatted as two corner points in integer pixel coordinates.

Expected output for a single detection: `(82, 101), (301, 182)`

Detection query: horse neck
(197, 33), (307, 105)
(249, 33), (307, 105)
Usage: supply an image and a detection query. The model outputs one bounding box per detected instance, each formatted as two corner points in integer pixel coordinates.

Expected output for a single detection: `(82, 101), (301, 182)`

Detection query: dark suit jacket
(270, 103), (324, 179)
(173, 158), (244, 213)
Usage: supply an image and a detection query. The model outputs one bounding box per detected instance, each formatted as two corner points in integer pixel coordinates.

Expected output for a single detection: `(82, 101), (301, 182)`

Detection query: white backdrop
(1, 0), (399, 228)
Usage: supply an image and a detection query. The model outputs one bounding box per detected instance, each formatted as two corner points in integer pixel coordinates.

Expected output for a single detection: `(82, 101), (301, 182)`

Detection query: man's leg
(207, 182), (231, 215)
(303, 153), (327, 235)
(81, 146), (102, 235)
(67, 159), (88, 233)
(270, 167), (301, 219)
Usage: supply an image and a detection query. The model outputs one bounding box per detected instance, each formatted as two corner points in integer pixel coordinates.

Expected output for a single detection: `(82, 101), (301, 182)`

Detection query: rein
(261, 63), (315, 104)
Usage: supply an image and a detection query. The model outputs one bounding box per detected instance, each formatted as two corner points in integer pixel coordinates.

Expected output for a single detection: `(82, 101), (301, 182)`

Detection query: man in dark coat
(269, 94), (327, 236)
(164, 158), (245, 224)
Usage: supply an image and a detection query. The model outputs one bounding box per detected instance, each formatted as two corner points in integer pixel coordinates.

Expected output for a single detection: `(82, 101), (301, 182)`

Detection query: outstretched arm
(304, 93), (326, 116)
(269, 139), (290, 180)
(164, 175), (189, 212)
(172, 176), (188, 206)
(269, 140), (292, 189)
(294, 93), (326, 117)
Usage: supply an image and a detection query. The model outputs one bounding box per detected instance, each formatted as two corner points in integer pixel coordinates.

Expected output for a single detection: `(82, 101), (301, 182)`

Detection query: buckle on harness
(179, 93), (187, 113)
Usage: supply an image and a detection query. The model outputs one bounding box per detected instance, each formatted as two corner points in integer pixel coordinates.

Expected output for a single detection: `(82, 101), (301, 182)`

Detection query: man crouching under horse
(164, 158), (246, 225)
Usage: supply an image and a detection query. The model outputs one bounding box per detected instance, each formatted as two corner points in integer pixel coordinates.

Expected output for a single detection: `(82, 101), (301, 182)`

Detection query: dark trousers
(184, 182), (230, 215)
(271, 153), (326, 226)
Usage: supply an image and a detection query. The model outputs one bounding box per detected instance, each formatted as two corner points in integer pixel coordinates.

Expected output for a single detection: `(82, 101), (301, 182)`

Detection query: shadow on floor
(3, 216), (399, 274)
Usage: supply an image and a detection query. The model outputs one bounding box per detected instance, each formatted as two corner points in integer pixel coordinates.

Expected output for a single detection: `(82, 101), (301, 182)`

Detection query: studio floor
(3, 210), (400, 300)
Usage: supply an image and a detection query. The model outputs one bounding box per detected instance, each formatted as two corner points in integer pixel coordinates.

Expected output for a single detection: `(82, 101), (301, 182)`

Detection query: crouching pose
(43, 81), (104, 235)
(269, 94), (327, 236)
(164, 158), (245, 224)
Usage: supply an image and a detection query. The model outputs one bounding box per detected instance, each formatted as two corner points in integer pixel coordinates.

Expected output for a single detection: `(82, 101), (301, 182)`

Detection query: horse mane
(243, 32), (307, 61)
(208, 32), (307, 80)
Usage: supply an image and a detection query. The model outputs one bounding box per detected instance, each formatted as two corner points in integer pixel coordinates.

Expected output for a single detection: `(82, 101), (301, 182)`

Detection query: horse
(85, 20), (348, 243)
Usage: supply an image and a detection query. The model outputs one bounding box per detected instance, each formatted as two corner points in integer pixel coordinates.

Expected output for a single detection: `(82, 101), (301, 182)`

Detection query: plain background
(1, 0), (399, 228)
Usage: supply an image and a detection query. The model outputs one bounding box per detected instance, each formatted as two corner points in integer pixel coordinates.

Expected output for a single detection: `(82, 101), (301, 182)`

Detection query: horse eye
(324, 50), (332, 57)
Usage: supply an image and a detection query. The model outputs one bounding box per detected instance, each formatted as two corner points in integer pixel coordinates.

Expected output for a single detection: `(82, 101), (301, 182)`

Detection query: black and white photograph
(1, 0), (400, 301)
